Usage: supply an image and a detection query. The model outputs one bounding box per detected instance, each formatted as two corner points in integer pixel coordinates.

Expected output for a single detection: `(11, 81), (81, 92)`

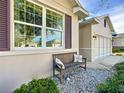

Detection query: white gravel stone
(53, 67), (114, 93)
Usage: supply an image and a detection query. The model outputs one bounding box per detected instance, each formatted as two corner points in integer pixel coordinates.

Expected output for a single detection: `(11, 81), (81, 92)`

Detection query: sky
(80, 0), (124, 34)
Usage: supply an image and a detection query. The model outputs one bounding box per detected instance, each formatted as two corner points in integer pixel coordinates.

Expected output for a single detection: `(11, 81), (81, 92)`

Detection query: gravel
(53, 67), (114, 93)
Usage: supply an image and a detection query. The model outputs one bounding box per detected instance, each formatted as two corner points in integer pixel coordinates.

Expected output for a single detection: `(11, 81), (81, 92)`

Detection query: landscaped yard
(112, 48), (124, 56)
(54, 67), (113, 93)
(12, 57), (124, 93)
(13, 67), (113, 93)
(97, 62), (124, 93)
(54, 60), (124, 93)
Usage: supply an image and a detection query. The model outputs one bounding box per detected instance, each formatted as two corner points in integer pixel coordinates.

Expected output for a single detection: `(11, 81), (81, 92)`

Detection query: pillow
(55, 58), (65, 69)
(74, 54), (83, 62)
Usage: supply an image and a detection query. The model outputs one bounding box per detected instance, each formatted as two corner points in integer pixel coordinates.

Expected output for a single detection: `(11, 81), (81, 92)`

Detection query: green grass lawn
(97, 62), (124, 93)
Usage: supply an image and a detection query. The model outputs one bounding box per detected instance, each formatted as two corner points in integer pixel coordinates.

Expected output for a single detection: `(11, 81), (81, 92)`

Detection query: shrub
(112, 48), (121, 53)
(106, 77), (119, 93)
(97, 62), (124, 93)
(115, 62), (124, 71)
(118, 85), (124, 93)
(97, 83), (108, 93)
(13, 78), (60, 93)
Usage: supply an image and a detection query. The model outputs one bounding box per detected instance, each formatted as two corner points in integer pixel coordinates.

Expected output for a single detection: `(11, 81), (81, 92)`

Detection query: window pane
(35, 5), (42, 16)
(34, 5), (42, 25)
(14, 0), (25, 21)
(19, 10), (25, 22)
(15, 23), (42, 47)
(14, 9), (25, 21)
(26, 12), (34, 24)
(33, 27), (42, 47)
(26, 1), (34, 13)
(14, 0), (42, 26)
(35, 15), (42, 25)
(46, 29), (62, 47)
(14, 9), (19, 20)
(15, 23), (25, 47)
(14, 0), (25, 10)
(25, 25), (34, 36)
(25, 25), (42, 47)
(46, 9), (63, 30)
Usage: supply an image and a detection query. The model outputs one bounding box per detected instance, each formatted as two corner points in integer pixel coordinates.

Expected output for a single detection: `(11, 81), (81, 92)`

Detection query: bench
(53, 52), (86, 83)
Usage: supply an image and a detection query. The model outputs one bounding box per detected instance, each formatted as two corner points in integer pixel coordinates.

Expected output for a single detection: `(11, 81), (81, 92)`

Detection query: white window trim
(11, 0), (65, 51)
(14, 21), (43, 28)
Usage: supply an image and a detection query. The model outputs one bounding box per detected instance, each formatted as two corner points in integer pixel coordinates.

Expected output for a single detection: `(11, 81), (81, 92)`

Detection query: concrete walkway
(87, 55), (124, 69)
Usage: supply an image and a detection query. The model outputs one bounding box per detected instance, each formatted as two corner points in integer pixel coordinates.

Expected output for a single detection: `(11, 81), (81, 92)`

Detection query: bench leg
(85, 63), (86, 71)
(60, 70), (64, 84)
(84, 59), (86, 71)
(53, 67), (55, 77)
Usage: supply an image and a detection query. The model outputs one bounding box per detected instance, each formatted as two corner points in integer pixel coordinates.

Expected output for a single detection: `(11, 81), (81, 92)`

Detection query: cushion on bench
(64, 62), (82, 69)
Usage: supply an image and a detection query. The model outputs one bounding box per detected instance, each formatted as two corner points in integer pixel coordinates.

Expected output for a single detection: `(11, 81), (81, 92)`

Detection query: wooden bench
(53, 52), (86, 83)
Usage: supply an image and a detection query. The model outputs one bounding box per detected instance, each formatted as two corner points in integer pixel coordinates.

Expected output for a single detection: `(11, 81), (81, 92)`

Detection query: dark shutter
(0, 0), (10, 51)
(65, 14), (72, 49)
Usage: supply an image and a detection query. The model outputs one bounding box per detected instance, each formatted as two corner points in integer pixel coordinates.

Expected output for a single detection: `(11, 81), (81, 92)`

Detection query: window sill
(0, 49), (77, 57)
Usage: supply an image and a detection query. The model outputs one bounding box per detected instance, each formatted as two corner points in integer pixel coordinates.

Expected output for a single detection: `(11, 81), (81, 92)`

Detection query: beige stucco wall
(36, 0), (74, 14)
(92, 18), (112, 38)
(79, 24), (92, 62)
(0, 0), (80, 93)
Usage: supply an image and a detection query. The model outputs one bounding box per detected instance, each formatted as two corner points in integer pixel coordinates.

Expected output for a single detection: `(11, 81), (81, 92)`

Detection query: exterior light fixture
(93, 35), (97, 38)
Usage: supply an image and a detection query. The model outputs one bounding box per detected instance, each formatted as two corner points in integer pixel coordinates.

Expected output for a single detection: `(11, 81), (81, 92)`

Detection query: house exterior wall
(91, 18), (112, 61)
(92, 18), (112, 38)
(79, 24), (92, 62)
(79, 17), (112, 62)
(0, 0), (80, 93)
(113, 37), (124, 47)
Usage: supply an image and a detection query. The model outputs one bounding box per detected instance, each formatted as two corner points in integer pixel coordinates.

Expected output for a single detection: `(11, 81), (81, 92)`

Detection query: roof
(79, 17), (99, 26)
(80, 15), (115, 32)
(113, 33), (124, 38)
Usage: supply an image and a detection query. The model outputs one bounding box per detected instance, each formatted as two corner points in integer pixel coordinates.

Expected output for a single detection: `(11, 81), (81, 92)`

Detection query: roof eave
(79, 18), (99, 26)
(73, 7), (89, 19)
(71, 0), (89, 18)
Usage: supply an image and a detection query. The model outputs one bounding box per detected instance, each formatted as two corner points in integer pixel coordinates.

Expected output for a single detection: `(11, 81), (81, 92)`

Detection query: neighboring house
(0, 0), (88, 93)
(79, 15), (114, 62)
(113, 33), (124, 49)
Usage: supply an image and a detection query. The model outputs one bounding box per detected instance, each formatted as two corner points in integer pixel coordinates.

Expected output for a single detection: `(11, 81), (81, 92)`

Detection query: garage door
(99, 36), (104, 57)
(107, 39), (111, 55)
(94, 35), (111, 59)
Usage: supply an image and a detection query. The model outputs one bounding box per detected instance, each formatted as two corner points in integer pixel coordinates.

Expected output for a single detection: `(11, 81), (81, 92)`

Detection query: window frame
(45, 7), (64, 48)
(13, 0), (65, 50)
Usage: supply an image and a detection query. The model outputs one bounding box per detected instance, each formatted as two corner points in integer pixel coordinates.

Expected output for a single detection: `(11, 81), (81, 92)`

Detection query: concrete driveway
(87, 55), (124, 69)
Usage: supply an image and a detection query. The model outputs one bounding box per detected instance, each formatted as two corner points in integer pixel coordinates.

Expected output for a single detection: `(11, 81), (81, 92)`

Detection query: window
(46, 9), (63, 47)
(104, 19), (106, 27)
(14, 0), (42, 25)
(46, 9), (63, 30)
(14, 0), (63, 49)
(14, 23), (42, 47)
(46, 29), (62, 47)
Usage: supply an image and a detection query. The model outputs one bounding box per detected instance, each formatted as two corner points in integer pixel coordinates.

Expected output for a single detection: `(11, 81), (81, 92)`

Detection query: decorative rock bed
(53, 67), (114, 93)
